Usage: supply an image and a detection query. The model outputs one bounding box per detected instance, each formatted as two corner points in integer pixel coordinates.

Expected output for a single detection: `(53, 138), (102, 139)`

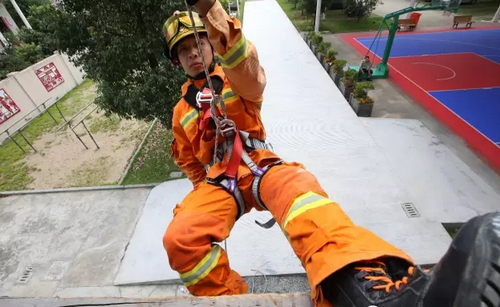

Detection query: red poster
(35, 62), (65, 92)
(0, 89), (20, 124)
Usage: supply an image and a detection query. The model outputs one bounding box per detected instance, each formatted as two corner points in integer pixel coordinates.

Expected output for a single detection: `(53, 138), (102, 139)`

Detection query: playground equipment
(350, 0), (462, 79)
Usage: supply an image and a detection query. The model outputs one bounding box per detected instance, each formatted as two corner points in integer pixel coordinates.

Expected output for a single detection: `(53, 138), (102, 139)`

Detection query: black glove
(186, 0), (199, 6)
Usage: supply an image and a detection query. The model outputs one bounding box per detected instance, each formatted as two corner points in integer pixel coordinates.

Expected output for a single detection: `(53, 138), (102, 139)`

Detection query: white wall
(0, 52), (86, 143)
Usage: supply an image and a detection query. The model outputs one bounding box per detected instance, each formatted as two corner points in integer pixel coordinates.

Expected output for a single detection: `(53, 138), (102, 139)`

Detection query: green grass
(0, 79), (96, 192)
(277, 0), (315, 31)
(321, 11), (383, 33)
(89, 114), (121, 134)
(276, 0), (383, 33)
(122, 123), (184, 185)
(457, 1), (499, 19)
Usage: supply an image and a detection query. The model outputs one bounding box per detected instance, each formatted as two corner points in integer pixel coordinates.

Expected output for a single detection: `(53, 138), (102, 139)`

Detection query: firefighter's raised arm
(193, 0), (266, 105)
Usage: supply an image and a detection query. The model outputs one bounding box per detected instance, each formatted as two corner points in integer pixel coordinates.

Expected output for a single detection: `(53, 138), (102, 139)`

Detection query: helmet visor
(165, 12), (205, 47)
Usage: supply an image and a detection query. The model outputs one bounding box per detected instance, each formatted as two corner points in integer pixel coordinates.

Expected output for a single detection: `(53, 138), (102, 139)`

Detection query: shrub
(343, 0), (379, 20)
(354, 82), (375, 103)
(317, 41), (331, 54)
(309, 32), (323, 46)
(0, 48), (30, 79)
(15, 43), (45, 64)
(333, 59), (347, 74)
(325, 49), (338, 64)
(342, 68), (358, 87)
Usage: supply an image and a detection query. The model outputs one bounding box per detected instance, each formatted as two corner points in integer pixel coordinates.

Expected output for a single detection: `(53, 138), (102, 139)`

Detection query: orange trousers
(163, 162), (413, 306)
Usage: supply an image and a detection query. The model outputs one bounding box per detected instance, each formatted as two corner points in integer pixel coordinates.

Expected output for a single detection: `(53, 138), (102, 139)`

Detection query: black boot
(423, 212), (500, 307)
(321, 212), (500, 307)
(321, 258), (430, 307)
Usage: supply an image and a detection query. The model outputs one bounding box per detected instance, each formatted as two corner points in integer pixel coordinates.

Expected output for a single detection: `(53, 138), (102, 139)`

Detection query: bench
(453, 15), (474, 28)
(397, 19), (416, 31)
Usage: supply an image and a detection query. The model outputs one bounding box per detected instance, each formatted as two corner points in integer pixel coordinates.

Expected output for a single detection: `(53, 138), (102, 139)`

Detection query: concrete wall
(61, 53), (85, 84)
(0, 52), (86, 143)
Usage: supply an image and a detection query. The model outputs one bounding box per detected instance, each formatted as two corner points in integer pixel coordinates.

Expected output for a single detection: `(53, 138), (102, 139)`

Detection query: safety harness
(184, 83), (281, 228)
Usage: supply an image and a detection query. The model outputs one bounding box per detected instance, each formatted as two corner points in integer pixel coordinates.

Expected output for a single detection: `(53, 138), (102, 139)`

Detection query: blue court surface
(431, 88), (500, 144)
(355, 28), (500, 63)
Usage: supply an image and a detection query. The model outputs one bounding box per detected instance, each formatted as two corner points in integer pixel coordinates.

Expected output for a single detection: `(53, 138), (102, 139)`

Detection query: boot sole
(455, 212), (500, 307)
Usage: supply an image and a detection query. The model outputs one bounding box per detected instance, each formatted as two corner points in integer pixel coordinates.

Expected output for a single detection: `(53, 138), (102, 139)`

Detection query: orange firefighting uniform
(163, 1), (413, 305)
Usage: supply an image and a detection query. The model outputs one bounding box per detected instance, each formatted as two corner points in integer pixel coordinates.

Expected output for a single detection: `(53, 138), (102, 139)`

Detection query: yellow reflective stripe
(180, 245), (222, 287)
(180, 108), (199, 130)
(222, 88), (239, 104)
(282, 192), (331, 230)
(219, 35), (248, 69)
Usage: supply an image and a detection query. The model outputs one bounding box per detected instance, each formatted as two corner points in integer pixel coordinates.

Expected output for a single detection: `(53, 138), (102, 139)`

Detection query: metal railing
(1, 98), (56, 153)
(55, 102), (100, 149)
(1, 98), (101, 153)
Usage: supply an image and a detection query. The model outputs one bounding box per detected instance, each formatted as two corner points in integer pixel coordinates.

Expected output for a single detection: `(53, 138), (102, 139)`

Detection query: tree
(16, 27), (56, 56)
(0, 47), (29, 79)
(30, 0), (187, 126)
(290, 0), (333, 17)
(343, 0), (379, 20)
(15, 42), (44, 64)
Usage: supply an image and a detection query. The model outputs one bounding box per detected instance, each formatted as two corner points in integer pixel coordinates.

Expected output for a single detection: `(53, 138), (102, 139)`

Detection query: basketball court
(343, 27), (500, 170)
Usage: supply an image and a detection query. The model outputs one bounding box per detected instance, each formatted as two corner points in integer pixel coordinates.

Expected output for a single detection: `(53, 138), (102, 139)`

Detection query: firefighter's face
(176, 35), (213, 77)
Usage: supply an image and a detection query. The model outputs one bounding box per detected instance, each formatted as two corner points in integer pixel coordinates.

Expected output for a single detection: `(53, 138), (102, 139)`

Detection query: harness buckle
(196, 88), (213, 109)
(219, 119), (237, 139)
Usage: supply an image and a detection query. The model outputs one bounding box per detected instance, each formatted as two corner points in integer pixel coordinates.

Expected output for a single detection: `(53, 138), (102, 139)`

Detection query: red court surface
(342, 28), (500, 172)
(389, 53), (500, 91)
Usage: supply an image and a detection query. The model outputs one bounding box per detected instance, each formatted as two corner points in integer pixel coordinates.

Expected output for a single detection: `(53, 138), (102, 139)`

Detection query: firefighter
(161, 1), (500, 306)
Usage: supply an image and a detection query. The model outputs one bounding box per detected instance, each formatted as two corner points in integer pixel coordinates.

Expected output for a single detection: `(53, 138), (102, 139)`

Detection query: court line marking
(429, 86), (500, 93)
(389, 62), (499, 148)
(351, 37), (500, 149)
(353, 28), (500, 42)
(474, 54), (500, 66)
(390, 52), (472, 58)
(355, 36), (500, 52)
(411, 62), (456, 81)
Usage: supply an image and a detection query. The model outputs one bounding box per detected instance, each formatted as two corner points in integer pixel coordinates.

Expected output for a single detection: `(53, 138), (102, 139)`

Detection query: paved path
(0, 188), (151, 298)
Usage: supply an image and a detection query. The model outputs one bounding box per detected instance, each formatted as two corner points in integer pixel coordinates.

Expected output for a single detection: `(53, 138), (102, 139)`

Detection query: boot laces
(354, 261), (417, 293)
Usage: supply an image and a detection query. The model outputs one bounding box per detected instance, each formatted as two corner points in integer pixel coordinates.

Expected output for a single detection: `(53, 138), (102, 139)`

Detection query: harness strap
(183, 75), (224, 110)
(251, 160), (283, 211)
(251, 160), (283, 229)
(225, 131), (243, 179)
(191, 81), (279, 228)
(219, 178), (246, 220)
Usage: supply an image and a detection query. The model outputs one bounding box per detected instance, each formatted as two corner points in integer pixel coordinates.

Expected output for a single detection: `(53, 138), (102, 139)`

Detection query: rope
(251, 269), (268, 293)
(371, 30), (382, 64)
(184, 2), (232, 162)
(184, 1), (217, 98)
(363, 19), (388, 66)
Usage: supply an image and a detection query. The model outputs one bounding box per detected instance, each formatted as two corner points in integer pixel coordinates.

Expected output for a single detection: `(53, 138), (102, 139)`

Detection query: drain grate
(17, 265), (33, 284)
(401, 203), (420, 218)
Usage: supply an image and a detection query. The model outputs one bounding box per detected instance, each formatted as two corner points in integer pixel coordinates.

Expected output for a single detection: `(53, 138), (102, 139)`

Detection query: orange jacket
(172, 0), (277, 187)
